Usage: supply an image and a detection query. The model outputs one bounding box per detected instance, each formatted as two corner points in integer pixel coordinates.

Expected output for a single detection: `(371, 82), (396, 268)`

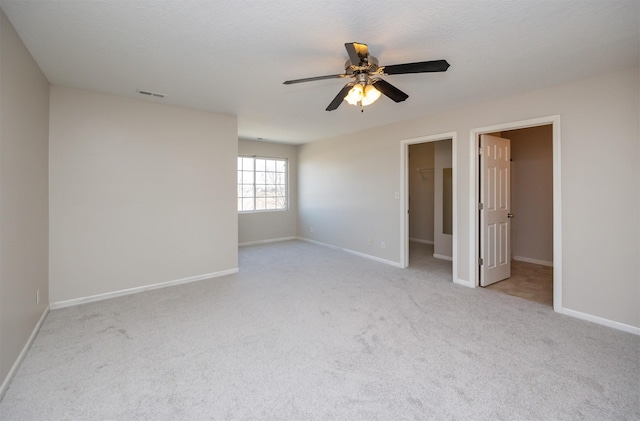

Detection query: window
(237, 156), (287, 212)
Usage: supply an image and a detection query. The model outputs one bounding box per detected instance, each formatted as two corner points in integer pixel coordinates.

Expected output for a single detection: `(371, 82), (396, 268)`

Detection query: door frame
(469, 115), (562, 312)
(400, 132), (458, 285)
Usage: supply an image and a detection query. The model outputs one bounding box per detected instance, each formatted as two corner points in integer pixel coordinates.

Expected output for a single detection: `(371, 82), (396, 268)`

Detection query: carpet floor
(1, 240), (638, 420)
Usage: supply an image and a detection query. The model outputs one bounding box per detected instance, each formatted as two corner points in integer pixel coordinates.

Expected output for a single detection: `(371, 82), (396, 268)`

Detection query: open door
(480, 134), (511, 286)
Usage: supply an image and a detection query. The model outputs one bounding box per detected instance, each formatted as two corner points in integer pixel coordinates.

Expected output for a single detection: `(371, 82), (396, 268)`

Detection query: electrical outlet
(380, 241), (386, 249)
(310, 226), (314, 233)
(36, 289), (40, 305)
(368, 239), (373, 246)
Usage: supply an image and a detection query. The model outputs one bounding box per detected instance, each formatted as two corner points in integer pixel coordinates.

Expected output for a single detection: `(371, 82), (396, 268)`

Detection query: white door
(480, 134), (511, 286)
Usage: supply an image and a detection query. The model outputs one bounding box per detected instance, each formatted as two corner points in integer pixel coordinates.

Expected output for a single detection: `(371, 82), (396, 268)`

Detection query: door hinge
(478, 147), (483, 155)
(478, 203), (484, 210)
(478, 258), (484, 266)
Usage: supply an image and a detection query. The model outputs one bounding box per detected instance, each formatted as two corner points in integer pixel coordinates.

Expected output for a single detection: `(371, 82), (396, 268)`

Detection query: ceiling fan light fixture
(344, 83), (364, 105)
(344, 82), (380, 107)
(283, 42), (450, 111)
(361, 84), (381, 106)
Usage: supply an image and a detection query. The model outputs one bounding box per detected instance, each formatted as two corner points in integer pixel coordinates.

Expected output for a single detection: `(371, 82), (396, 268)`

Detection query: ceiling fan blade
(383, 59), (450, 75)
(371, 79), (408, 103)
(283, 74), (348, 85)
(345, 42), (368, 65)
(326, 83), (354, 111)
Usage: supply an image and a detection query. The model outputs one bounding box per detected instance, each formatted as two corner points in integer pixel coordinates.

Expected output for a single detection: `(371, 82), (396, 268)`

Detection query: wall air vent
(136, 89), (166, 98)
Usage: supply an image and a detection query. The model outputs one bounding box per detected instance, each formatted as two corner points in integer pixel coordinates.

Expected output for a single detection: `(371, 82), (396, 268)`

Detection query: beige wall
(504, 125), (553, 265)
(298, 136), (400, 262)
(238, 139), (298, 244)
(49, 86), (238, 303)
(408, 142), (434, 243)
(434, 139), (453, 259)
(298, 68), (639, 329)
(0, 10), (49, 389)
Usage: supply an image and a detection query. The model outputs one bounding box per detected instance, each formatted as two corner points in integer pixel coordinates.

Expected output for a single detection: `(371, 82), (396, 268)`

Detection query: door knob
(507, 213), (514, 218)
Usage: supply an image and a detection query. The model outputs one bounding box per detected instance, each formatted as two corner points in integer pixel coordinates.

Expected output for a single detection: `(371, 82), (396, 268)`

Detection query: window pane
(242, 171), (254, 184)
(242, 185), (253, 197)
(242, 198), (254, 211)
(265, 172), (275, 185)
(242, 157), (254, 171)
(266, 159), (276, 172)
(237, 156), (287, 212)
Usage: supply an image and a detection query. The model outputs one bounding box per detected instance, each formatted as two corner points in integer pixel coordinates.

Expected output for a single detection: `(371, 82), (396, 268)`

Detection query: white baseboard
(0, 305), (50, 400)
(238, 236), (297, 247)
(409, 238), (434, 245)
(433, 253), (453, 261)
(512, 256), (553, 267)
(50, 268), (239, 310)
(299, 237), (403, 268)
(561, 307), (640, 336)
(454, 278), (473, 288)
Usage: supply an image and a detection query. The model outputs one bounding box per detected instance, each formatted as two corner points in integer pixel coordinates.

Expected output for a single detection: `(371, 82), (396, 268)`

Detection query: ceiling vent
(136, 89), (166, 98)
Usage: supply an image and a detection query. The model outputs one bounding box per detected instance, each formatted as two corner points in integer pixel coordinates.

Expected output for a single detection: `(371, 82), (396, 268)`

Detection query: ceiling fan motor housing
(345, 56), (379, 74)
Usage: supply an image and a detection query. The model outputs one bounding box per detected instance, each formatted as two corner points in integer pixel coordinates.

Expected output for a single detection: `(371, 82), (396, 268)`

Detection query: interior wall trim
(561, 308), (640, 336)
(49, 269), (239, 310)
(408, 238), (434, 245)
(0, 306), (50, 400)
(433, 254), (453, 261)
(239, 236), (297, 247)
(298, 237), (403, 268)
(512, 256), (553, 267)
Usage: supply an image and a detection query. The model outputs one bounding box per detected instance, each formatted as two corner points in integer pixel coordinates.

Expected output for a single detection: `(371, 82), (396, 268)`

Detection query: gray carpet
(1, 240), (638, 420)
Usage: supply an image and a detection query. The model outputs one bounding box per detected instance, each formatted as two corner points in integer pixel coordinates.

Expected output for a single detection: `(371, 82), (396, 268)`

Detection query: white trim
(469, 115), (562, 315)
(433, 253), (453, 261)
(237, 155), (289, 213)
(50, 269), (239, 310)
(454, 278), (473, 288)
(299, 237), (403, 268)
(0, 306), (49, 400)
(561, 308), (640, 336)
(239, 236), (297, 247)
(551, 119), (562, 313)
(400, 132), (458, 286)
(512, 256), (553, 267)
(409, 238), (434, 245)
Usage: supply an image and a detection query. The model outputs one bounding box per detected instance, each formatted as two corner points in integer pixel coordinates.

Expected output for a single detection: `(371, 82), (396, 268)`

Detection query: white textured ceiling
(1, 1), (638, 144)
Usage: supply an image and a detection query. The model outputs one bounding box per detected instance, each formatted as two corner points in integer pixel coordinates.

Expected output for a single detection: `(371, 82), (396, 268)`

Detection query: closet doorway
(480, 125), (554, 305)
(471, 116), (561, 312)
(400, 132), (457, 283)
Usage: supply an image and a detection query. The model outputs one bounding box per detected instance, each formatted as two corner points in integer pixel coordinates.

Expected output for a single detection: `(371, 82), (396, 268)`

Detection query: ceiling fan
(283, 42), (450, 111)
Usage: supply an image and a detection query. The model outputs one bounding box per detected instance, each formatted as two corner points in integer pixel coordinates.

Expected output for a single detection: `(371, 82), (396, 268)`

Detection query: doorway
(408, 140), (453, 275)
(481, 126), (554, 306)
(400, 132), (458, 284)
(470, 116), (562, 312)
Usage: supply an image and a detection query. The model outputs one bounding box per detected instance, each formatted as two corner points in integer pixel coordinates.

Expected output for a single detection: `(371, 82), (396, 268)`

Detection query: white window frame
(237, 155), (288, 213)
